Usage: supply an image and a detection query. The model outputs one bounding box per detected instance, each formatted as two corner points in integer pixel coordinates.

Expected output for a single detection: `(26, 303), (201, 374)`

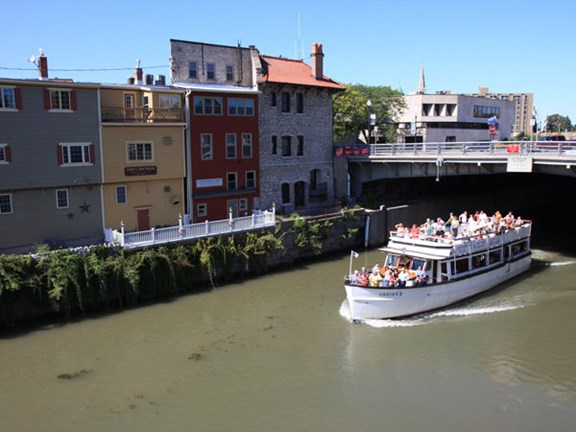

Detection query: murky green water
(1, 246), (575, 432)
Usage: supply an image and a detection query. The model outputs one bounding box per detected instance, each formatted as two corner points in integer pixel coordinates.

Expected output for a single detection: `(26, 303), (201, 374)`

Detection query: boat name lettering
(379, 291), (403, 297)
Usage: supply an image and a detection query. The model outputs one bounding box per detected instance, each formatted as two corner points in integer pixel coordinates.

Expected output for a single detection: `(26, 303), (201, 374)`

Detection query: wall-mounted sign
(125, 166), (157, 176)
(196, 178), (223, 188)
(507, 156), (532, 173)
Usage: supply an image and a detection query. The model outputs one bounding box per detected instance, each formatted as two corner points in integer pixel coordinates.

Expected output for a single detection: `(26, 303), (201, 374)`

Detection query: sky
(2, 0), (575, 123)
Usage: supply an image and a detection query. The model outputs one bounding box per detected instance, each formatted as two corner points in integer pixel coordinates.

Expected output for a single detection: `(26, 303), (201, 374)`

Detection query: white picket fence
(104, 207), (276, 250)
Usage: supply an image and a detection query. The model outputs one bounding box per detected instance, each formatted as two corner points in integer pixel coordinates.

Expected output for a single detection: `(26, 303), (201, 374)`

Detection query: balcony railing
(101, 106), (184, 123)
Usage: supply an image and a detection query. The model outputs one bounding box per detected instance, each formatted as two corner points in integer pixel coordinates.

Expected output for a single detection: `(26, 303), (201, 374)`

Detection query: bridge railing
(361, 141), (576, 158)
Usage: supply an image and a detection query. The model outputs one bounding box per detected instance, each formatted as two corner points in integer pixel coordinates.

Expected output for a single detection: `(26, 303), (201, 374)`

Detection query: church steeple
(417, 64), (426, 94)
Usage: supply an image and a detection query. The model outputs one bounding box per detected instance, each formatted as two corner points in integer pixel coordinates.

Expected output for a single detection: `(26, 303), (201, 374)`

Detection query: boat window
(511, 241), (529, 257)
(489, 249), (502, 265)
(412, 258), (426, 271)
(472, 253), (487, 269)
(386, 254), (400, 267)
(455, 257), (469, 274)
(440, 261), (450, 281)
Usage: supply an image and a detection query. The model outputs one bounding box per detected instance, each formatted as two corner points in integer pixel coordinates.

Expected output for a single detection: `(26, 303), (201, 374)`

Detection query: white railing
(105, 206), (276, 250)
(363, 140), (576, 158)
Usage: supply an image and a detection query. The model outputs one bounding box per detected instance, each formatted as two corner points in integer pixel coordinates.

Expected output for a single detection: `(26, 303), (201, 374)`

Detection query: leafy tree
(546, 114), (572, 133)
(333, 84), (405, 143)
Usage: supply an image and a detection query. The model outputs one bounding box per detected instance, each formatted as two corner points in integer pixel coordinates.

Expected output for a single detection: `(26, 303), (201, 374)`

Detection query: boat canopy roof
(379, 246), (451, 261)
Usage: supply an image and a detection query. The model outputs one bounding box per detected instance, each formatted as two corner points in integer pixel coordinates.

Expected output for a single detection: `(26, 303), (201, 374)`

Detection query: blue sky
(2, 0), (574, 123)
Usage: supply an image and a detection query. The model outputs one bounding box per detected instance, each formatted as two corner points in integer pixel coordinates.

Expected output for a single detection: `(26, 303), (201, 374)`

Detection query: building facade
(397, 92), (515, 143)
(99, 67), (186, 232)
(170, 40), (260, 222)
(257, 44), (345, 215)
(470, 87), (534, 137)
(0, 55), (103, 252)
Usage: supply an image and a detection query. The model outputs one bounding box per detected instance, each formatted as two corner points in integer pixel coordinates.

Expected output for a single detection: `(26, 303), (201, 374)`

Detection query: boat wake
(548, 261), (576, 267)
(339, 298), (528, 328)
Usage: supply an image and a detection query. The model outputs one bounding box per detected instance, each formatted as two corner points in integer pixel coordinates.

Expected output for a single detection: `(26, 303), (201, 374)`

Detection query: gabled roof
(258, 55), (345, 90)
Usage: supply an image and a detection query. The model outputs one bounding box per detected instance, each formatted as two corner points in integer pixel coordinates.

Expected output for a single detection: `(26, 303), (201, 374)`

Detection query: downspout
(184, 89), (193, 222)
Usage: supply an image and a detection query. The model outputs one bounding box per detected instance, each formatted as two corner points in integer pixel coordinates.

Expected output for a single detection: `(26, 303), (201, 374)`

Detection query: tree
(546, 114), (572, 133)
(333, 84), (405, 143)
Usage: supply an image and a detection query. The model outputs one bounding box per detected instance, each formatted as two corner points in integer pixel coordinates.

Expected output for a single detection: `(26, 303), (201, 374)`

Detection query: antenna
(27, 55), (37, 65)
(295, 11), (302, 59)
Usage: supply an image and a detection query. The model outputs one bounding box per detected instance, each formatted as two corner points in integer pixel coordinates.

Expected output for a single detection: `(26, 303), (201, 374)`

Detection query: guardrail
(337, 141), (576, 158)
(105, 207), (276, 250)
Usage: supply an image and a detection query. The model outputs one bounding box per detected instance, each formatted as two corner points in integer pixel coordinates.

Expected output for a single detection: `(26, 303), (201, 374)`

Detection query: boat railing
(389, 221), (532, 254)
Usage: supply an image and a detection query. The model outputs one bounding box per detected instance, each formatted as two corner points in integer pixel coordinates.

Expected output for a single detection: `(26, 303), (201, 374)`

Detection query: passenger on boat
(397, 268), (410, 287)
(369, 269), (383, 287)
(348, 270), (360, 285)
(358, 271), (369, 287)
(372, 262), (381, 274)
(415, 266), (428, 286)
(410, 224), (420, 239)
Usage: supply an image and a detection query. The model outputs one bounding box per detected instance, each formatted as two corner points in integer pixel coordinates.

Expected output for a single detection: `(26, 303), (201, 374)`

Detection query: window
(226, 133), (237, 159)
(60, 143), (93, 165)
(296, 136), (304, 156)
(228, 98), (254, 116)
(281, 183), (290, 204)
(270, 91), (277, 107)
(242, 133), (252, 158)
(127, 142), (153, 162)
(197, 203), (207, 217)
(282, 136), (292, 157)
(239, 198), (248, 212)
(158, 95), (181, 109)
(281, 92), (290, 112)
(201, 134), (213, 160)
(49, 89), (72, 110)
(473, 105), (500, 118)
(188, 62), (197, 79)
(227, 172), (237, 190)
(226, 65), (234, 81)
(116, 186), (127, 204)
(0, 144), (11, 163)
(271, 136), (278, 155)
(0, 87), (16, 109)
(56, 189), (69, 209)
(0, 194), (13, 214)
(207, 63), (215, 80)
(246, 171), (256, 189)
(194, 96), (222, 115)
(296, 93), (304, 113)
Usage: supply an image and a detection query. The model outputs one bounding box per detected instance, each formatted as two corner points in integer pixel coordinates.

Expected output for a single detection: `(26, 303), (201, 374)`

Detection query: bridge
(342, 141), (576, 195)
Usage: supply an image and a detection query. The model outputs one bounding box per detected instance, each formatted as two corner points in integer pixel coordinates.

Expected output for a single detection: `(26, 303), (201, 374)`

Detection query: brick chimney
(134, 59), (143, 85)
(38, 49), (48, 80)
(311, 43), (324, 80)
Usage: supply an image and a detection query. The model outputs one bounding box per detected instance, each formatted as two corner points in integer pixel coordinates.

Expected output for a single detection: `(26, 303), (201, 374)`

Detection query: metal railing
(105, 207), (276, 249)
(363, 141), (576, 158)
(101, 106), (184, 123)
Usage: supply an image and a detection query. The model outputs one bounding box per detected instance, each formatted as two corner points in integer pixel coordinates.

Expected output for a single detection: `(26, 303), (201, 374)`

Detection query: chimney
(134, 59), (143, 85)
(38, 49), (48, 80)
(311, 43), (324, 80)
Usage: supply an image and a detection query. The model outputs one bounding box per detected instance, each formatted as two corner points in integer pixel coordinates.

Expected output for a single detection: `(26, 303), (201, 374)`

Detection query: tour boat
(344, 219), (532, 320)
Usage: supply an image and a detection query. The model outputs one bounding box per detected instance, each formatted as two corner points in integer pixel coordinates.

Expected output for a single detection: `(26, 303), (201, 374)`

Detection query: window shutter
(57, 144), (63, 165)
(89, 144), (95, 164)
(70, 90), (77, 111)
(5, 146), (11, 162)
(43, 89), (51, 110)
(14, 88), (22, 109)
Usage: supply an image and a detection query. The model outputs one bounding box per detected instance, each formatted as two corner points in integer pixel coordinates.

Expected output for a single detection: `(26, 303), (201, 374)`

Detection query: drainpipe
(184, 89), (193, 221)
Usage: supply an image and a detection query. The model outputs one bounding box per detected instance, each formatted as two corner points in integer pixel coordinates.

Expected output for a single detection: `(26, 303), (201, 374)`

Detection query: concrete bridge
(342, 140), (576, 196)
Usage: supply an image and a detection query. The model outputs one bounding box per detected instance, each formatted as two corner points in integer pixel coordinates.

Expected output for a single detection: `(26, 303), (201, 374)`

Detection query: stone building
(256, 44), (345, 215)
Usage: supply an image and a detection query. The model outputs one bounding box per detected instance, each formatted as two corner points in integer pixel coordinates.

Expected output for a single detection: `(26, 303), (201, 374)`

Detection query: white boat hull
(345, 255), (531, 320)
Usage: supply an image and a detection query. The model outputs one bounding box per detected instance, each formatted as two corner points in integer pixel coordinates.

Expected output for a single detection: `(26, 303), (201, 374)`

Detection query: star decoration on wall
(79, 202), (91, 213)
(67, 212), (75, 220)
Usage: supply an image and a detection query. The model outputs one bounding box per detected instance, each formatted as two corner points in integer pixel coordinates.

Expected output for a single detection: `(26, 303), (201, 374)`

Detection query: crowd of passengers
(393, 210), (527, 242)
(347, 262), (428, 288)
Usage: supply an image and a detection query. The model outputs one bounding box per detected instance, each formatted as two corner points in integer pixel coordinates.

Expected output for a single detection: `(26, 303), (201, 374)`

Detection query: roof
(258, 55), (345, 90)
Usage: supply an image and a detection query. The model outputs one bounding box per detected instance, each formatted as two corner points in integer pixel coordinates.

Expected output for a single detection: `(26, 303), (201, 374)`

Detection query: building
(99, 64), (186, 232)
(469, 87), (534, 137)
(397, 68), (514, 142)
(170, 40), (260, 222)
(256, 43), (345, 215)
(0, 53), (103, 252)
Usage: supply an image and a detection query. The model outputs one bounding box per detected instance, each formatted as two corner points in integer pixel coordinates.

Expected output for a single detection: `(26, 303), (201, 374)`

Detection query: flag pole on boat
(349, 250), (359, 276)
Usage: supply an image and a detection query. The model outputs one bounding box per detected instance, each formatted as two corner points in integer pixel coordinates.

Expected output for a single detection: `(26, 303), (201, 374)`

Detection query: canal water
(1, 243), (575, 431)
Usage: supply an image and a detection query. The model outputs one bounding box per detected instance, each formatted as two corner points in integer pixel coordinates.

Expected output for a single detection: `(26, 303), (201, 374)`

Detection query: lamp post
(366, 99), (376, 144)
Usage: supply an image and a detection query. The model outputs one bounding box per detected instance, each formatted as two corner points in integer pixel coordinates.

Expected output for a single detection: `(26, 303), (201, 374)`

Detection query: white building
(397, 68), (515, 143)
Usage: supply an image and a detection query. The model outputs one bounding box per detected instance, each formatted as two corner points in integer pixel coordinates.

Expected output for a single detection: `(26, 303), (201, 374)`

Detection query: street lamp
(366, 99), (376, 144)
